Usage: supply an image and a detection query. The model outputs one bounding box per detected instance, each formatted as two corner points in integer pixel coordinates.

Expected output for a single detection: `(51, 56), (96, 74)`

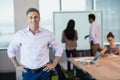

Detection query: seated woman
(76, 32), (120, 80)
(100, 32), (120, 56)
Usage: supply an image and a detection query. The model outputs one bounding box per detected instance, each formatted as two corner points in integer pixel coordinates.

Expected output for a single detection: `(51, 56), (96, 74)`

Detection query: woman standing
(62, 19), (78, 71)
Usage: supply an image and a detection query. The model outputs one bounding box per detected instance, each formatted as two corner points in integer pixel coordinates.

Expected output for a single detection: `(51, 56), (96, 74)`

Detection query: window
(61, 0), (86, 11)
(95, 0), (120, 45)
(39, 0), (90, 32)
(39, 0), (60, 32)
(0, 0), (14, 49)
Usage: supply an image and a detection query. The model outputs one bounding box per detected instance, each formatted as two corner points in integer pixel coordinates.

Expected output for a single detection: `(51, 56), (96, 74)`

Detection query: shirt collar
(92, 21), (95, 24)
(26, 26), (42, 33)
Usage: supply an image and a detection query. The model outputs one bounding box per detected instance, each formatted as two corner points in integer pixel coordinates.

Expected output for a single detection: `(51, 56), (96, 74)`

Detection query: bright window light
(0, 0), (14, 49)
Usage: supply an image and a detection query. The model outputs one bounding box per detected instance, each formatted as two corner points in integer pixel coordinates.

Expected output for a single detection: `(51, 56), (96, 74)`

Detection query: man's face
(88, 18), (93, 23)
(27, 11), (40, 28)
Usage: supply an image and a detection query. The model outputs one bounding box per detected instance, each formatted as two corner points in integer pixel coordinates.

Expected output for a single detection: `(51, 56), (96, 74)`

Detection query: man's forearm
(86, 35), (89, 38)
(10, 57), (20, 68)
(85, 35), (89, 39)
(10, 57), (26, 72)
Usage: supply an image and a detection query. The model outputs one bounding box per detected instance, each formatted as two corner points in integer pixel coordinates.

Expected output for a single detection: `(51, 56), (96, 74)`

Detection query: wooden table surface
(68, 57), (120, 80)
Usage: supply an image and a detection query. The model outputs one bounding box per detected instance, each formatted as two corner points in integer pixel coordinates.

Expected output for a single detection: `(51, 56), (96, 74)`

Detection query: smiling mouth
(31, 23), (36, 25)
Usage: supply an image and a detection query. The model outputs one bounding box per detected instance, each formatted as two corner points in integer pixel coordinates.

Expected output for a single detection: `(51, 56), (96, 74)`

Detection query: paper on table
(74, 57), (94, 62)
(108, 54), (119, 58)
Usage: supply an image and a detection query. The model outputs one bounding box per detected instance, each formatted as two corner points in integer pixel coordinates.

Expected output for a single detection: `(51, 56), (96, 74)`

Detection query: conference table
(68, 56), (120, 80)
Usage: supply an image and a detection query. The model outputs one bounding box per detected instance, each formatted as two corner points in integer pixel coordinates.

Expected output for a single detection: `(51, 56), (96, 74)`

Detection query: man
(7, 8), (63, 80)
(84, 14), (100, 56)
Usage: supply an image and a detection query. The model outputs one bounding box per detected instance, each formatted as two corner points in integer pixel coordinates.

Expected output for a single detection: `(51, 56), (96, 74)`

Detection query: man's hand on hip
(16, 65), (27, 73)
(43, 63), (55, 72)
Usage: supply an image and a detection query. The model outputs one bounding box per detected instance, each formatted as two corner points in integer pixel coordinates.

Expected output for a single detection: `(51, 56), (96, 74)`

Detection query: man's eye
(34, 16), (38, 19)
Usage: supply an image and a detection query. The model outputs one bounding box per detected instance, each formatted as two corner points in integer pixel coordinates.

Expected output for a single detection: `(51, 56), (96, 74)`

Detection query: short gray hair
(26, 8), (40, 15)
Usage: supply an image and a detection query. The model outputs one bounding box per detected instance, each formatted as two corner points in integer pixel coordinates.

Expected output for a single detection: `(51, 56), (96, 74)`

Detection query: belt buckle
(24, 68), (37, 73)
(31, 70), (35, 73)
(29, 67), (45, 73)
(31, 69), (38, 73)
(31, 68), (42, 73)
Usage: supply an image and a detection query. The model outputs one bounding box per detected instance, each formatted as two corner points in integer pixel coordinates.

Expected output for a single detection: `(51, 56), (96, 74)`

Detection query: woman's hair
(64, 19), (75, 40)
(107, 32), (114, 38)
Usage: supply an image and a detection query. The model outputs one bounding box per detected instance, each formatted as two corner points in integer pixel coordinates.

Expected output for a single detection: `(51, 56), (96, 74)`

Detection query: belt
(24, 67), (45, 73)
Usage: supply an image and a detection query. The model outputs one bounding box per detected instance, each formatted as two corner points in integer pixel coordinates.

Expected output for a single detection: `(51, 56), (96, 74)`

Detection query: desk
(68, 57), (120, 80)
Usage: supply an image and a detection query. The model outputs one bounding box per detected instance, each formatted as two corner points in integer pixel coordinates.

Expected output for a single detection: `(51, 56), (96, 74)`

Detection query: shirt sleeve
(49, 32), (63, 57)
(7, 31), (21, 58)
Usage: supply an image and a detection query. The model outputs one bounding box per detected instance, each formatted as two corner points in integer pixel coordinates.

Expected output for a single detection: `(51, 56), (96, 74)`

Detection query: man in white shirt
(85, 14), (100, 56)
(7, 8), (63, 80)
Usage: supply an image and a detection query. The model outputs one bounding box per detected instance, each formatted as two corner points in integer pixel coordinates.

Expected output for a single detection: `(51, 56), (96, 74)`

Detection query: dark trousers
(90, 42), (100, 56)
(55, 63), (67, 80)
(66, 49), (77, 71)
(22, 69), (51, 80)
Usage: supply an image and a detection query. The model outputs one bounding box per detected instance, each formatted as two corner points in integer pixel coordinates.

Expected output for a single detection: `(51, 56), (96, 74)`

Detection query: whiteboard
(53, 11), (103, 50)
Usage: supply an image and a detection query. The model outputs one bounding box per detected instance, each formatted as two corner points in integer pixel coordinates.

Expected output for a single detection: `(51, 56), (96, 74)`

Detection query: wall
(14, 0), (39, 32)
(0, 50), (15, 72)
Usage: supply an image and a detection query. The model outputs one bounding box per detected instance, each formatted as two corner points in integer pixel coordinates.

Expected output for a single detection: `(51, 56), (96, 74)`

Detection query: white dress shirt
(7, 27), (63, 69)
(89, 21), (100, 44)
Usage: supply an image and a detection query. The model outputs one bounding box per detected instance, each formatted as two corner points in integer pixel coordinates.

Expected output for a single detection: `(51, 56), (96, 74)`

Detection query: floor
(0, 72), (16, 80)
(0, 71), (80, 80)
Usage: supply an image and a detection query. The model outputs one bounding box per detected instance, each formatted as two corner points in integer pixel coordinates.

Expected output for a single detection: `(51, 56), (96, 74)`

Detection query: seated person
(100, 32), (120, 56)
(76, 32), (120, 80)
